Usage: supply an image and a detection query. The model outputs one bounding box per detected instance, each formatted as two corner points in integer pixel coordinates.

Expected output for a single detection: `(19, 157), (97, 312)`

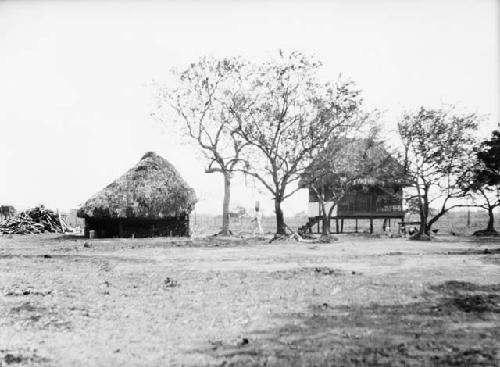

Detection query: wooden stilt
(370, 218), (373, 234)
(336, 219), (339, 234)
(355, 219), (358, 233)
(341, 218), (344, 233)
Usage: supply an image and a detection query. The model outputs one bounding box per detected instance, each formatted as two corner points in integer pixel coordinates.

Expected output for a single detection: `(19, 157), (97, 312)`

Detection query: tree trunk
(321, 215), (330, 236)
(275, 198), (286, 235)
(221, 172), (231, 235)
(320, 200), (330, 237)
(418, 203), (425, 235)
(418, 188), (430, 236)
(420, 215), (431, 236)
(486, 206), (495, 232)
(327, 202), (338, 233)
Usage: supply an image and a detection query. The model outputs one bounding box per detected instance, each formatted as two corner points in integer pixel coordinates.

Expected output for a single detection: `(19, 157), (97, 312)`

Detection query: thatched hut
(78, 152), (196, 238)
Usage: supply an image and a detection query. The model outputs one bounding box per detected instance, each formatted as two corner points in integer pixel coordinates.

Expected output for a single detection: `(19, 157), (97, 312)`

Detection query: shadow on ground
(202, 281), (500, 367)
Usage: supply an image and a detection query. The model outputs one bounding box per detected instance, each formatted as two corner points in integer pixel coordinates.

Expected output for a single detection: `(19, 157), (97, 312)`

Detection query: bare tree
(461, 130), (500, 235)
(398, 106), (479, 239)
(154, 57), (246, 235)
(229, 51), (364, 237)
(470, 185), (500, 235)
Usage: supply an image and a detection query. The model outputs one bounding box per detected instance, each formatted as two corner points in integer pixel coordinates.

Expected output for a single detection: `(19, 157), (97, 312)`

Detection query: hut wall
(84, 216), (190, 238)
(307, 186), (404, 217)
(337, 187), (403, 216)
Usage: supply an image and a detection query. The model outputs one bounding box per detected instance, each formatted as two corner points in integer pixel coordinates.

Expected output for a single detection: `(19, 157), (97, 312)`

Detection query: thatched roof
(78, 152), (197, 219)
(300, 138), (408, 188)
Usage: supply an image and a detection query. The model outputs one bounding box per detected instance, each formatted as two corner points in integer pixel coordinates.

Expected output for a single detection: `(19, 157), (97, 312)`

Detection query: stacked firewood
(0, 205), (71, 234)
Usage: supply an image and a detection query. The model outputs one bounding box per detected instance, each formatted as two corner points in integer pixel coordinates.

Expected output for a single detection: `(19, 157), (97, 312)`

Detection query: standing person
(252, 201), (263, 238)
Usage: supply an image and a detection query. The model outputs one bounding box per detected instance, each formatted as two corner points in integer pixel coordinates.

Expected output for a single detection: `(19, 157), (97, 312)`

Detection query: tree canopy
(229, 51), (365, 235)
(398, 106), (479, 238)
(154, 57), (247, 235)
(461, 129), (500, 235)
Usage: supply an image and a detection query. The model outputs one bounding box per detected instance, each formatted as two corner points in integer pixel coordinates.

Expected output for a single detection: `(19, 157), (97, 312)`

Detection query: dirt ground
(0, 234), (499, 366)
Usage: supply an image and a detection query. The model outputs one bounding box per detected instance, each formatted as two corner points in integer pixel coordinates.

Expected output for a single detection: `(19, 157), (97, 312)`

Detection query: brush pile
(0, 205), (71, 234)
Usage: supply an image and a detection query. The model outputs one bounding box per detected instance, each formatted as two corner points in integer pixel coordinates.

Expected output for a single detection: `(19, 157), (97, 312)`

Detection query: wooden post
(355, 219), (358, 233)
(341, 219), (344, 234)
(370, 218), (373, 234)
(335, 218), (339, 234)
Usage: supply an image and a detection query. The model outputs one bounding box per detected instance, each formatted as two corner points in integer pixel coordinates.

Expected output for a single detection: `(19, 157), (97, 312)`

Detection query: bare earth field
(1, 234), (500, 366)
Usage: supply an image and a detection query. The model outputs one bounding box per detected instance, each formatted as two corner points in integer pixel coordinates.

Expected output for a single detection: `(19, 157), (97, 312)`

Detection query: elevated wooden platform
(299, 212), (405, 235)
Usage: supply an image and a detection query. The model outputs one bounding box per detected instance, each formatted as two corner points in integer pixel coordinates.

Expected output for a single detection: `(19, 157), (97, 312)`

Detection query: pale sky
(0, 0), (498, 215)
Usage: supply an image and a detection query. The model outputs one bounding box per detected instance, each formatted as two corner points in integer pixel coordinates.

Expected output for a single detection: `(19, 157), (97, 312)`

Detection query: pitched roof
(77, 152), (197, 219)
(300, 138), (408, 188)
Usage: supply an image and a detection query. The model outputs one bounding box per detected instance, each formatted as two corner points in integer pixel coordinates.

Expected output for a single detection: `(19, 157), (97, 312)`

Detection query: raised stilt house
(77, 152), (197, 238)
(303, 181), (406, 234)
(300, 139), (408, 234)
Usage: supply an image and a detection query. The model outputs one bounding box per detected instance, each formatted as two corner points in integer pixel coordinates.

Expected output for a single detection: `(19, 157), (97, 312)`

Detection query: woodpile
(0, 205), (72, 235)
